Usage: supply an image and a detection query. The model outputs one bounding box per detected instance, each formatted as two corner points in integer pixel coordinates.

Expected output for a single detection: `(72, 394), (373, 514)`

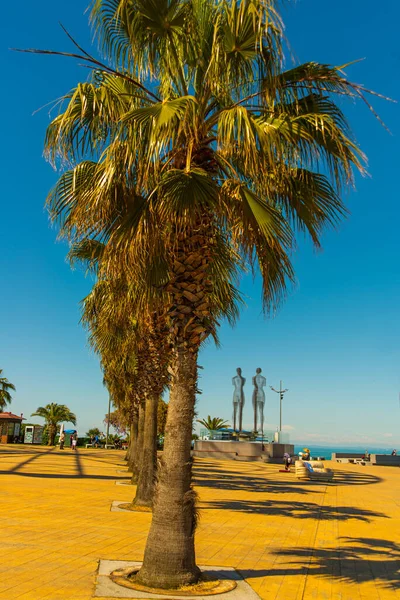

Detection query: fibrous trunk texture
(48, 424), (56, 446)
(137, 219), (213, 588)
(136, 350), (199, 587)
(127, 412), (139, 470)
(124, 423), (133, 462)
(130, 402), (145, 481)
(133, 395), (158, 507)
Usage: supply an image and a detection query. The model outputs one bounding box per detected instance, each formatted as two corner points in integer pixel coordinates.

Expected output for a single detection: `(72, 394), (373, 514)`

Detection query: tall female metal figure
(252, 368), (266, 433)
(232, 368), (245, 433)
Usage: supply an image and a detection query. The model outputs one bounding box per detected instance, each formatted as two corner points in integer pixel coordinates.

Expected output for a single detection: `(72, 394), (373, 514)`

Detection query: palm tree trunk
(48, 424), (56, 446)
(126, 405), (139, 463)
(126, 416), (137, 463)
(130, 401), (145, 481)
(133, 395), (158, 507)
(136, 350), (200, 588)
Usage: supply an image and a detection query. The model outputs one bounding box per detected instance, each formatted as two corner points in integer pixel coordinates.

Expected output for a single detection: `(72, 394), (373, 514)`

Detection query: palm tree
(0, 370), (16, 411)
(74, 241), (143, 474)
(31, 403), (76, 446)
(86, 427), (102, 438)
(197, 416), (230, 431)
(132, 314), (170, 507)
(24, 0), (381, 587)
(79, 250), (170, 506)
(81, 277), (142, 473)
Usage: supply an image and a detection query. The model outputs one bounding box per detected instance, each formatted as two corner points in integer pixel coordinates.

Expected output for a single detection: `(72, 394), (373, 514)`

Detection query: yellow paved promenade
(0, 445), (399, 600)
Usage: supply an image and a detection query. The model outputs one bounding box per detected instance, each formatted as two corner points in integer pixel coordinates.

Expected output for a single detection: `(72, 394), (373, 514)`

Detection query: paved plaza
(0, 445), (399, 600)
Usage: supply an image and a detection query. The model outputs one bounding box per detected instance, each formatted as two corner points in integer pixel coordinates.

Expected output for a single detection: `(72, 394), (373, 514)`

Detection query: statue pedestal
(261, 442), (295, 463)
(193, 440), (294, 463)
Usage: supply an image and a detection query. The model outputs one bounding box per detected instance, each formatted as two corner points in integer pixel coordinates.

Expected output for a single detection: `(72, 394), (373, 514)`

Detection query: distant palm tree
(31, 403), (77, 446)
(0, 370), (16, 411)
(197, 416), (230, 431)
(86, 427), (102, 438)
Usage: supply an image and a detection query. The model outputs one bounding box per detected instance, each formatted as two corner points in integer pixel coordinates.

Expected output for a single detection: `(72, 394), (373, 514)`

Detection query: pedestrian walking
(59, 432), (65, 450)
(72, 432), (78, 451)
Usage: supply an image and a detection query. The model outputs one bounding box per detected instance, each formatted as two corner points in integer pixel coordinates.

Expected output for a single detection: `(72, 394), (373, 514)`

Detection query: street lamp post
(270, 380), (289, 435)
(106, 394), (111, 448)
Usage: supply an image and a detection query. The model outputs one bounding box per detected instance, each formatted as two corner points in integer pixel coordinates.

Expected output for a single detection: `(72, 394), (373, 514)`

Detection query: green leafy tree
(31, 403), (77, 446)
(24, 0), (381, 587)
(106, 433), (122, 444)
(0, 369), (16, 411)
(86, 427), (102, 438)
(41, 425), (49, 446)
(197, 416), (230, 431)
(104, 410), (127, 435)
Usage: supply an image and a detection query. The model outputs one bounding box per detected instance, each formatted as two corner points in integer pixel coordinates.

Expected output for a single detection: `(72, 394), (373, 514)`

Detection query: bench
(332, 452), (365, 462)
(295, 460), (334, 481)
(86, 443), (105, 449)
(305, 462), (334, 480)
(370, 454), (400, 466)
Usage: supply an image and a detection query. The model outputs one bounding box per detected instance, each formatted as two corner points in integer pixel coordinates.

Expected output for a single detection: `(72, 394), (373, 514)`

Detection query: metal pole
(106, 395), (111, 448)
(270, 382), (289, 438)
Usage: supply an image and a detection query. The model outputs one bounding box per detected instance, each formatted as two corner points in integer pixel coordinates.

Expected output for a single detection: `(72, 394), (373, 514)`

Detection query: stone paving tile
(0, 445), (399, 599)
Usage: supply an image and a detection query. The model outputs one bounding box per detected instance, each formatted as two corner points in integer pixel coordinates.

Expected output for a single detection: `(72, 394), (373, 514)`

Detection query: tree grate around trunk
(96, 561), (262, 599)
(119, 502), (152, 513)
(110, 500), (152, 513)
(110, 566), (237, 596)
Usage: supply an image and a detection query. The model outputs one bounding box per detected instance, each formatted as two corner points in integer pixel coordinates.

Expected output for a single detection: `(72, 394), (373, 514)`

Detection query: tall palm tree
(24, 0), (380, 587)
(197, 416), (230, 431)
(132, 313), (170, 506)
(81, 276), (142, 469)
(79, 249), (170, 506)
(0, 370), (16, 411)
(73, 240), (143, 473)
(31, 403), (77, 446)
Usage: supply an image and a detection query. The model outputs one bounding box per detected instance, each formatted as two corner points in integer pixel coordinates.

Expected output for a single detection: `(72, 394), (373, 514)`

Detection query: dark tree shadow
(0, 449), (124, 480)
(0, 447), (52, 457)
(238, 537), (400, 590)
(194, 470), (319, 494)
(0, 469), (127, 480)
(8, 447), (56, 472)
(193, 462), (382, 494)
(74, 449), (85, 476)
(201, 498), (387, 522)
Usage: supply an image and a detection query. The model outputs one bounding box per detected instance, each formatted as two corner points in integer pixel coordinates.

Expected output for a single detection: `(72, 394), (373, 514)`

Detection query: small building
(0, 412), (24, 444)
(24, 425), (44, 445)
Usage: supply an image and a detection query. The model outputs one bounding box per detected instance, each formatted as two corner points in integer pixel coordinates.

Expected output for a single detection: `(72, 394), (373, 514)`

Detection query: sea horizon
(292, 444), (397, 458)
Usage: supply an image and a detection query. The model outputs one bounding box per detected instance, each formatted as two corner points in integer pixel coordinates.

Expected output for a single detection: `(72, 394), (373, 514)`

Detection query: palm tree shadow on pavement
(201, 498), (388, 522)
(237, 538), (400, 590)
(8, 447), (56, 473)
(193, 461), (382, 495)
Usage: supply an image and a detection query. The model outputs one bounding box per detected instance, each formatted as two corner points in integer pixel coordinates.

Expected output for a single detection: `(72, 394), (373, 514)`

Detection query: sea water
(293, 445), (397, 459)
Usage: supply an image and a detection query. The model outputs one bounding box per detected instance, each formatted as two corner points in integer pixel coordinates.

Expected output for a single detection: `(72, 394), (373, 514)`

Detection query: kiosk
(0, 412), (24, 444)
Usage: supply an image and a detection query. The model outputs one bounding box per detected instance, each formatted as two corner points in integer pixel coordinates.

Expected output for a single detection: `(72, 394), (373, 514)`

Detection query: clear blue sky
(1, 0), (399, 445)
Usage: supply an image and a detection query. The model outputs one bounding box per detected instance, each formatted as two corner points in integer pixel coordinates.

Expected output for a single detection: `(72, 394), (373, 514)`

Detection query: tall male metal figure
(232, 367), (245, 433)
(252, 368), (266, 433)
